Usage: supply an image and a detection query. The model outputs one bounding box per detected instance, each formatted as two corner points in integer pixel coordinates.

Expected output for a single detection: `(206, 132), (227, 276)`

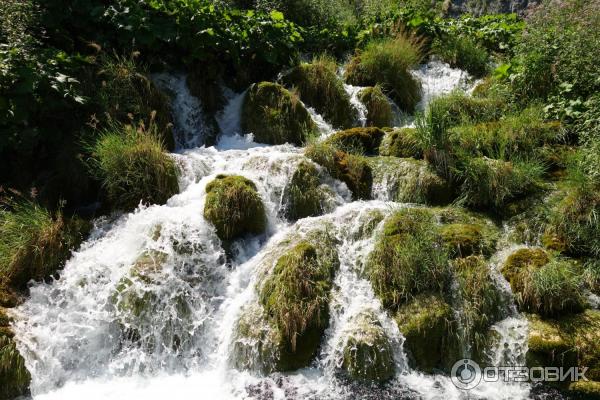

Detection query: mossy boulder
(526, 310), (600, 391)
(325, 127), (386, 156)
(379, 128), (422, 159)
(204, 175), (267, 241)
(439, 222), (497, 258)
(502, 248), (587, 317)
(365, 208), (449, 309)
(305, 143), (373, 200)
(282, 58), (357, 129)
(0, 330), (31, 400)
(283, 161), (325, 221)
(341, 311), (395, 382)
(241, 82), (316, 145)
(395, 293), (459, 373)
(358, 86), (393, 128)
(367, 157), (453, 205)
(259, 240), (339, 371)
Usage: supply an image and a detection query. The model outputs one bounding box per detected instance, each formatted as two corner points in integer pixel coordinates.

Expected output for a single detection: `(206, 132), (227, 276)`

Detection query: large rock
(325, 127), (385, 156)
(282, 161), (326, 221)
(0, 310), (31, 400)
(241, 82), (316, 145)
(358, 86), (393, 128)
(341, 311), (395, 382)
(379, 127), (422, 159)
(204, 175), (267, 241)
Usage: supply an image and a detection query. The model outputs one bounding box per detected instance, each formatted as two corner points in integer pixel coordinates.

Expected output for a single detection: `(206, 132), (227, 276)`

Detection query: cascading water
(11, 61), (534, 400)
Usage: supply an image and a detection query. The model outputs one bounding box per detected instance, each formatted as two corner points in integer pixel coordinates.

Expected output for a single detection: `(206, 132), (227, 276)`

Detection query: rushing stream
(11, 61), (533, 399)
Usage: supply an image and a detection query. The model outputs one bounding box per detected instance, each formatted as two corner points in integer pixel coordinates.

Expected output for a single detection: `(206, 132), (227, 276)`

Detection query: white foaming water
(343, 84), (368, 127)
(412, 60), (473, 112)
(12, 64), (535, 400)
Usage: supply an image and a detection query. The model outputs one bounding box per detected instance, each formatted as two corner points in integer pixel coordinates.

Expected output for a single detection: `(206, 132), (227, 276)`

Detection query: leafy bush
(431, 34), (489, 77)
(89, 122), (179, 211)
(345, 33), (424, 111)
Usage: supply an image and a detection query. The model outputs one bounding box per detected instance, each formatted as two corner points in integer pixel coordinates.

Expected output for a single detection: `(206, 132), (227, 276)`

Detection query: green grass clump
(90, 123), (179, 211)
(97, 55), (174, 150)
(241, 82), (316, 145)
(259, 240), (338, 370)
(282, 55), (356, 129)
(0, 332), (31, 399)
(345, 33), (424, 112)
(0, 200), (87, 290)
(305, 142), (373, 200)
(325, 127), (385, 156)
(432, 35), (489, 78)
(358, 86), (393, 128)
(502, 248), (587, 317)
(283, 161), (325, 221)
(439, 223), (497, 258)
(204, 175), (266, 241)
(365, 208), (450, 309)
(379, 128), (422, 159)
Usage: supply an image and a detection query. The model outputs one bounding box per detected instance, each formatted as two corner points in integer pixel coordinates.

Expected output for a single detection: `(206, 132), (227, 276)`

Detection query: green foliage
(358, 86), (393, 128)
(0, 199), (87, 290)
(283, 161), (325, 220)
(345, 33), (424, 111)
(0, 332), (31, 399)
(325, 127), (385, 156)
(204, 175), (266, 241)
(431, 34), (489, 77)
(282, 55), (356, 129)
(379, 128), (422, 158)
(89, 122), (179, 211)
(241, 82), (316, 145)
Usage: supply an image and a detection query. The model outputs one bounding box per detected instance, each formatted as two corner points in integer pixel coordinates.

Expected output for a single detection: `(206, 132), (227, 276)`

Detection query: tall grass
(89, 121), (179, 211)
(432, 35), (489, 78)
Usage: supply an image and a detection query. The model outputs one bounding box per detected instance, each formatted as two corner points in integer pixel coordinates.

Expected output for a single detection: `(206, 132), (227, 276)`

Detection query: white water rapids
(11, 61), (533, 400)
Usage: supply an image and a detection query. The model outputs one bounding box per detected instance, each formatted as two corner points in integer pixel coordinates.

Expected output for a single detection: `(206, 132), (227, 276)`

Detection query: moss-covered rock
(379, 128), (422, 159)
(502, 248), (587, 317)
(241, 82), (316, 145)
(259, 240), (339, 371)
(282, 57), (357, 129)
(358, 86), (393, 128)
(283, 161), (325, 221)
(204, 175), (267, 241)
(341, 311), (395, 382)
(439, 222), (497, 257)
(325, 127), (386, 156)
(395, 293), (459, 373)
(365, 208), (450, 309)
(305, 143), (373, 200)
(367, 157), (453, 205)
(526, 310), (600, 388)
(0, 330), (31, 400)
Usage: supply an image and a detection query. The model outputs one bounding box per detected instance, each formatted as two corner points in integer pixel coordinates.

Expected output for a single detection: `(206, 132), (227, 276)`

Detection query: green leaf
(270, 10), (284, 21)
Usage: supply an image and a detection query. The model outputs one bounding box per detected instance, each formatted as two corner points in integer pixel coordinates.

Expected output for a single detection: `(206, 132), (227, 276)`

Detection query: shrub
(89, 123), (179, 211)
(282, 55), (356, 129)
(203, 175), (266, 241)
(358, 86), (393, 128)
(324, 127), (385, 155)
(365, 208), (450, 309)
(379, 127), (422, 159)
(431, 35), (489, 77)
(0, 200), (88, 290)
(259, 240), (338, 370)
(345, 33), (424, 112)
(283, 161), (325, 220)
(305, 142), (373, 200)
(241, 82), (316, 145)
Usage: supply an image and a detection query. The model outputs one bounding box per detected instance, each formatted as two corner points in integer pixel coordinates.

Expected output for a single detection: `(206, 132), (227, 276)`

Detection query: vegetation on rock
(283, 161), (326, 221)
(325, 127), (385, 156)
(358, 86), (393, 128)
(379, 128), (422, 159)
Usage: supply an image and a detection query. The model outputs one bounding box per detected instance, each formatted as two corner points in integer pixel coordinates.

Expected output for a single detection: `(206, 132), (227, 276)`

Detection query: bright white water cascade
(12, 61), (531, 400)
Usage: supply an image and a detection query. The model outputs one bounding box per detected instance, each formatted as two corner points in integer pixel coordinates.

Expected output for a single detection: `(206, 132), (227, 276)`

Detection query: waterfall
(10, 62), (534, 400)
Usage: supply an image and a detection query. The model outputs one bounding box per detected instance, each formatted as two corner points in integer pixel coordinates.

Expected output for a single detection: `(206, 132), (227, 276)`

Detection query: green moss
(0, 331), (31, 399)
(568, 381), (600, 399)
(241, 82), (316, 145)
(367, 157), (453, 205)
(502, 249), (587, 317)
(325, 127), (385, 156)
(395, 293), (458, 373)
(379, 128), (422, 159)
(259, 240), (339, 370)
(342, 311), (395, 382)
(282, 56), (356, 129)
(440, 223), (496, 258)
(365, 208), (450, 309)
(90, 123), (179, 211)
(0, 200), (89, 291)
(526, 310), (600, 385)
(358, 86), (392, 128)
(345, 34), (423, 112)
(204, 175), (266, 241)
(283, 161), (325, 221)
(305, 143), (373, 200)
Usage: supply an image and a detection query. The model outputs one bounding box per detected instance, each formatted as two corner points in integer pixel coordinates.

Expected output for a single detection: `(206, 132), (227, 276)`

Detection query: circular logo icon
(451, 358), (482, 390)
